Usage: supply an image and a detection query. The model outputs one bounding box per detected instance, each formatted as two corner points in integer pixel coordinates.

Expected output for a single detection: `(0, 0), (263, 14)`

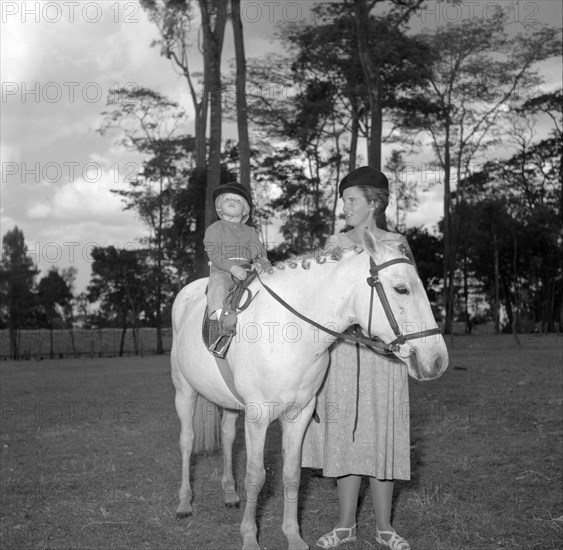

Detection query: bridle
(254, 254), (442, 356)
(365, 256), (442, 355)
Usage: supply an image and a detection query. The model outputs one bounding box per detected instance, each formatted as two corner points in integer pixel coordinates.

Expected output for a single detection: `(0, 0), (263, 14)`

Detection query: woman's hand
(230, 265), (248, 281)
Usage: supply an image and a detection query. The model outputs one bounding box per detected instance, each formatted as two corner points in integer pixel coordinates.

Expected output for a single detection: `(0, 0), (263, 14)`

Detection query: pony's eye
(394, 286), (409, 295)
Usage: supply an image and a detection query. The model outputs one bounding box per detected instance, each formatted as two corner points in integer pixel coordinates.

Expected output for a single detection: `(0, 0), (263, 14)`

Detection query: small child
(204, 182), (269, 336)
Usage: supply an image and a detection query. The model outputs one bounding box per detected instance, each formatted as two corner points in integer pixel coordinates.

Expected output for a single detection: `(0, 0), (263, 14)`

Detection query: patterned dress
(301, 230), (411, 480)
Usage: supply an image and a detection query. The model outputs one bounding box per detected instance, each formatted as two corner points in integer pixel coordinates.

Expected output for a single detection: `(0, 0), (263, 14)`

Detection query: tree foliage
(0, 227), (39, 358)
(87, 246), (151, 355)
(399, 14), (561, 332)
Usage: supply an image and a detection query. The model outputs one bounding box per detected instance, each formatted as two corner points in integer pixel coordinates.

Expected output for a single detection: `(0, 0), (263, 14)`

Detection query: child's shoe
(219, 311), (237, 334)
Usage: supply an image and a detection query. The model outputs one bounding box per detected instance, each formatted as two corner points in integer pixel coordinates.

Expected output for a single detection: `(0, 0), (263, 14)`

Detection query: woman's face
(342, 186), (373, 228)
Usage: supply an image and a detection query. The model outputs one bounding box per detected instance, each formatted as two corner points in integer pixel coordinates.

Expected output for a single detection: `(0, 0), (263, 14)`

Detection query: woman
(301, 166), (412, 550)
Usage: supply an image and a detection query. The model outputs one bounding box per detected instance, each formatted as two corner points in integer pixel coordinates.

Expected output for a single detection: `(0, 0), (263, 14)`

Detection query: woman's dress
(301, 231), (411, 480)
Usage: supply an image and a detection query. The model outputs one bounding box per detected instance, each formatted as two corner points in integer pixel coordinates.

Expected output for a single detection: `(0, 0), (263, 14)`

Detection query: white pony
(171, 229), (448, 550)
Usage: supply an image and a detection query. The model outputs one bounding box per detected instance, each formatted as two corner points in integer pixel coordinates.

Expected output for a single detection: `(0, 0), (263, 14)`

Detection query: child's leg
(207, 271), (232, 319)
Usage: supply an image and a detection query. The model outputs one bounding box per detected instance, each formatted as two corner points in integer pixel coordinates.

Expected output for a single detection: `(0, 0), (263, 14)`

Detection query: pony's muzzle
(408, 346), (449, 381)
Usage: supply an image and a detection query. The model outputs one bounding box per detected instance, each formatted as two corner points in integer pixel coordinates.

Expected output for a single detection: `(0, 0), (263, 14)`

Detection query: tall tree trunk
(493, 233), (500, 334)
(191, 167), (208, 278)
(349, 106), (359, 172)
(200, 0), (227, 232)
(9, 318), (18, 360)
(155, 184), (164, 355)
(331, 116), (342, 235)
(195, 98), (208, 169)
(231, 0), (251, 193)
(462, 252), (471, 334)
(512, 234), (521, 344)
(443, 127), (453, 334)
(120, 320), (127, 357)
(354, 0), (382, 170)
(49, 314), (54, 359)
(189, 36), (208, 279)
(501, 271), (516, 338)
(68, 321), (76, 356)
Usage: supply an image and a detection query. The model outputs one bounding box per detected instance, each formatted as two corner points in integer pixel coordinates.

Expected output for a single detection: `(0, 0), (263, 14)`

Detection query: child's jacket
(204, 219), (267, 274)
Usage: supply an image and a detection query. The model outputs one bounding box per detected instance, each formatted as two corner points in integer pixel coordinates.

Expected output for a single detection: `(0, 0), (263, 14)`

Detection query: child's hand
(230, 265), (248, 281)
(253, 258), (273, 274)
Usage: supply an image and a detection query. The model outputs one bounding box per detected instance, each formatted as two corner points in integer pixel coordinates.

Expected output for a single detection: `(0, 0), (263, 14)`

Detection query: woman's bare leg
(369, 478), (393, 531)
(336, 475), (362, 527)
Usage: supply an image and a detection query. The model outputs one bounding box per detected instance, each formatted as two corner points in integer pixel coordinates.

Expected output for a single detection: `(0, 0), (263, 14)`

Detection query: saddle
(202, 270), (257, 358)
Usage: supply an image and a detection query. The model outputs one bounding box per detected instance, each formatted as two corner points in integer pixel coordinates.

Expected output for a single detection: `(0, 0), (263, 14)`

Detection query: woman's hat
(338, 166), (389, 197)
(212, 181), (253, 207)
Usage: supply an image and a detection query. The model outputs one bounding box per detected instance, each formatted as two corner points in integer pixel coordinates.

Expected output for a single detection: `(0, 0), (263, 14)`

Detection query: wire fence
(0, 328), (173, 360)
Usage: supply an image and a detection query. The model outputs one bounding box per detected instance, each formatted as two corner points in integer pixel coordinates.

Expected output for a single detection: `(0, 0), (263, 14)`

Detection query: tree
(462, 135), (561, 333)
(140, 0), (206, 166)
(37, 268), (73, 359)
(140, 0), (215, 278)
(88, 247), (150, 356)
(385, 149), (419, 232)
(0, 227), (39, 359)
(259, 146), (334, 255)
(59, 267), (79, 354)
(98, 87), (192, 353)
(230, 0), (251, 191)
(519, 88), (562, 225)
(199, 0), (227, 231)
(404, 15), (561, 333)
(270, 2), (431, 235)
(352, 0), (425, 169)
(404, 227), (443, 317)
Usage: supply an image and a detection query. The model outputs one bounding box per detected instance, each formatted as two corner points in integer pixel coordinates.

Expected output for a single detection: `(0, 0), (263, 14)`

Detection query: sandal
(375, 529), (410, 550)
(316, 524), (357, 548)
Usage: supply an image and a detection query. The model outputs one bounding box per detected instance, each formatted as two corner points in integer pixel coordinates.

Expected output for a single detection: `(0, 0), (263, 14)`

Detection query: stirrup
(316, 524), (356, 548)
(375, 529), (410, 550)
(208, 334), (233, 358)
(207, 333), (233, 359)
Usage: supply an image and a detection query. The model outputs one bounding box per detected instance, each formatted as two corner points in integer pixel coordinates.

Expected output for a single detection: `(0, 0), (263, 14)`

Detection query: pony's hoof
(176, 511), (192, 519)
(225, 501), (240, 509)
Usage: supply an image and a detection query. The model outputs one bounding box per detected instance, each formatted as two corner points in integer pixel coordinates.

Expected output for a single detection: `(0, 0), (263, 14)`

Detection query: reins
(253, 252), (442, 436)
(254, 271), (393, 354)
(254, 254), (442, 355)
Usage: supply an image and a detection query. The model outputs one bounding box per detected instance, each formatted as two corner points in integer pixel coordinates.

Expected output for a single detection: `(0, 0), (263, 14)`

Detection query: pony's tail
(192, 394), (222, 453)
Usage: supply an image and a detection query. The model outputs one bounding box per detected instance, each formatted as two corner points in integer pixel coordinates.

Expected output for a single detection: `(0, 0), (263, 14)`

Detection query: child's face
(219, 193), (245, 219)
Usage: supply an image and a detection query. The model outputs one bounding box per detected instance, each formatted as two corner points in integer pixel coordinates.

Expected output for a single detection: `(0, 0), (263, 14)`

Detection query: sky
(1, 0), (562, 294)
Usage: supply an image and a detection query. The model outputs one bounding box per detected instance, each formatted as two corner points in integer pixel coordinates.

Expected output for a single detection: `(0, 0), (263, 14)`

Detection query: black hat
(212, 181), (253, 207)
(338, 166), (389, 197)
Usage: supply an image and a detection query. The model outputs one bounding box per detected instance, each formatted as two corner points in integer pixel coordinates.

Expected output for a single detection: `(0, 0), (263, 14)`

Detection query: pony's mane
(272, 244), (364, 271)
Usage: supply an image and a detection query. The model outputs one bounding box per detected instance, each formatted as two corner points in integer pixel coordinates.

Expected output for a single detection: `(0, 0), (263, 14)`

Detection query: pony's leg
(221, 410), (240, 507)
(280, 401), (315, 550)
(240, 418), (269, 550)
(175, 388), (197, 517)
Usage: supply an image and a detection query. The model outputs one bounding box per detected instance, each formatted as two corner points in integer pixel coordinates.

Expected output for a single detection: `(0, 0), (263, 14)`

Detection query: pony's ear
(362, 228), (384, 262)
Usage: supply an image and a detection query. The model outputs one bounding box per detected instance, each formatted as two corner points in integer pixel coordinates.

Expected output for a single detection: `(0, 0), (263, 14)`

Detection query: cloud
(24, 166), (139, 224)
(405, 186), (444, 230)
(26, 202), (51, 219)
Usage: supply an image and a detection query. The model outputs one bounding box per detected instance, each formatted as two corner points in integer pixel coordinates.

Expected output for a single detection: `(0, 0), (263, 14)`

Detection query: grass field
(1, 334), (561, 550)
(0, 328), (173, 360)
